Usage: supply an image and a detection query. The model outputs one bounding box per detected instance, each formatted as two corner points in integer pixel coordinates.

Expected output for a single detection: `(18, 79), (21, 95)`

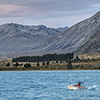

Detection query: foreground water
(0, 70), (100, 100)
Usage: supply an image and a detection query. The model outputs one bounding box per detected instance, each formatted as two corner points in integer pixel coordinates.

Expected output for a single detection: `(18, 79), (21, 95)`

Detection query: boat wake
(87, 85), (98, 90)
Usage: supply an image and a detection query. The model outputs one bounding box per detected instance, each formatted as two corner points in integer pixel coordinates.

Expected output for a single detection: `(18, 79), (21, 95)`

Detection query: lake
(0, 70), (100, 100)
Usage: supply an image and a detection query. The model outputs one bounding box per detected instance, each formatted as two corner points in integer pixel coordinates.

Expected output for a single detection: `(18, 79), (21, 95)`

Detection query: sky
(0, 0), (100, 28)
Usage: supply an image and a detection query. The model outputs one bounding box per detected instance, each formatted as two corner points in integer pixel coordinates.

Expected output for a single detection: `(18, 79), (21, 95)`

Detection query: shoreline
(0, 69), (100, 72)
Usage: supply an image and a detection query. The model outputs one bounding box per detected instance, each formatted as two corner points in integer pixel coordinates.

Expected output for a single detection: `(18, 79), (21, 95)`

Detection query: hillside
(1, 11), (100, 59)
(75, 30), (100, 54)
(0, 23), (67, 59)
(36, 11), (100, 54)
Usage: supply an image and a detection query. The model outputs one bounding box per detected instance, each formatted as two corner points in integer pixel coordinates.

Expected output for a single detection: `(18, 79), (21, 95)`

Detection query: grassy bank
(0, 58), (100, 71)
(0, 62), (100, 71)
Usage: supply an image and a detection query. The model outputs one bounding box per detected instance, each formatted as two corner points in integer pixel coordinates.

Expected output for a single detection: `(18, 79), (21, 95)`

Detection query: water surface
(0, 70), (100, 100)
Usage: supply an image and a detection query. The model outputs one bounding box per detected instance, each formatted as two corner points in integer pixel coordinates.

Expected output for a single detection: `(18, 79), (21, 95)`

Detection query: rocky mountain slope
(35, 11), (100, 54)
(1, 11), (100, 59)
(56, 26), (68, 32)
(0, 23), (67, 58)
(75, 30), (100, 54)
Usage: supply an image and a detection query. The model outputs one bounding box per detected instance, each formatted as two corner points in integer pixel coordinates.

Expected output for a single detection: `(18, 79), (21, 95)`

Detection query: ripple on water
(0, 71), (99, 100)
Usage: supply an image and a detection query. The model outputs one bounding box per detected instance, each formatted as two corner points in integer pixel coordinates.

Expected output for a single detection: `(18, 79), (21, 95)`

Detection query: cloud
(91, 3), (100, 8)
(0, 0), (100, 17)
(0, 5), (30, 17)
(0, 0), (100, 27)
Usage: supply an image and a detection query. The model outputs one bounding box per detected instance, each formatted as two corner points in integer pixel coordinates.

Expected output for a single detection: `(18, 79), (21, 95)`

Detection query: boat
(68, 82), (86, 90)
(68, 85), (79, 90)
(68, 85), (85, 90)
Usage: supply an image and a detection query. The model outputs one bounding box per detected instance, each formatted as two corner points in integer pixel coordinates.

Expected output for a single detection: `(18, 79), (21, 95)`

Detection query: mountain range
(0, 11), (100, 59)
(0, 23), (67, 59)
(33, 11), (100, 54)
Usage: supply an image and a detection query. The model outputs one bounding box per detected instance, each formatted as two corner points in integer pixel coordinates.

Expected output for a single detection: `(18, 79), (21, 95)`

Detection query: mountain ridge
(0, 23), (67, 59)
(1, 11), (100, 59)
(75, 29), (100, 54)
(35, 11), (100, 54)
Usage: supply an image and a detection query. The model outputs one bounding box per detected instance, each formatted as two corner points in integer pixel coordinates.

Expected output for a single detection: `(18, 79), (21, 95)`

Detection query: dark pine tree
(24, 63), (31, 68)
(37, 62), (40, 66)
(67, 60), (73, 69)
(6, 62), (10, 66)
(42, 62), (45, 66)
(46, 61), (49, 65)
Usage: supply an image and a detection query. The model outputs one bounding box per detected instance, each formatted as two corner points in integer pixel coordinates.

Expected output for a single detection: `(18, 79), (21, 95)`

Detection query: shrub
(67, 60), (73, 69)
(24, 63), (31, 68)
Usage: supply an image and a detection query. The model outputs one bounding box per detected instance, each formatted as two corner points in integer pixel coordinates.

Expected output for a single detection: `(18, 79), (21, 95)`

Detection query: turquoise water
(0, 70), (100, 100)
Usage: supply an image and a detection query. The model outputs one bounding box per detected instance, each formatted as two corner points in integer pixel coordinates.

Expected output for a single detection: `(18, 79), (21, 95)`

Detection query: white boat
(68, 85), (79, 90)
(68, 85), (85, 90)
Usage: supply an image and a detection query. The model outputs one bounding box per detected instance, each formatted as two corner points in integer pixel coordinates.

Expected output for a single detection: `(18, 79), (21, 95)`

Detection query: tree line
(12, 53), (74, 62)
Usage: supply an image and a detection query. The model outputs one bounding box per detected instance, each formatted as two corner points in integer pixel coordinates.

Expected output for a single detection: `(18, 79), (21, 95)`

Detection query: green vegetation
(67, 60), (73, 69)
(0, 54), (100, 71)
(37, 62), (40, 66)
(12, 53), (74, 62)
(24, 63), (31, 68)
(6, 62), (10, 66)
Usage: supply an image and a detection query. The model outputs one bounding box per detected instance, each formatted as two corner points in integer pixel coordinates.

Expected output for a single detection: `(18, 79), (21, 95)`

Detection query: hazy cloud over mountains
(0, 0), (100, 27)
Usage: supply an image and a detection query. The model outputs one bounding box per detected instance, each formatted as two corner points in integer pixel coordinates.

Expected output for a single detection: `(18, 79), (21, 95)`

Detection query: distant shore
(0, 65), (100, 71)
(1, 57), (100, 71)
